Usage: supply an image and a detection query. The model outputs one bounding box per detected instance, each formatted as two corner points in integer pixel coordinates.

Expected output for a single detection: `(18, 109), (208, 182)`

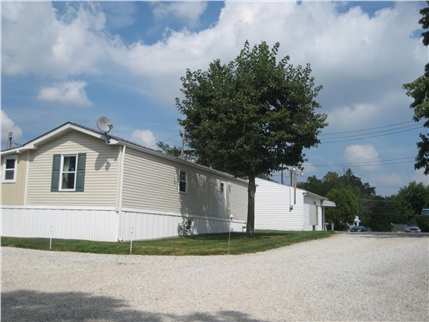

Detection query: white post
(129, 226), (134, 255)
(227, 215), (233, 254)
(49, 225), (53, 250)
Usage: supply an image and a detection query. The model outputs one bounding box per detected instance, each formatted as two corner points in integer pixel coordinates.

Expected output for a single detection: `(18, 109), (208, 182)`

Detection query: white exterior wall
(304, 195), (324, 231)
(255, 178), (308, 231)
(255, 178), (324, 231)
(119, 208), (245, 241)
(1, 206), (245, 241)
(1, 206), (119, 241)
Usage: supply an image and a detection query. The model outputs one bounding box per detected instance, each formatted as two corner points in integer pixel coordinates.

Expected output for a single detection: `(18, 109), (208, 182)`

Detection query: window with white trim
(179, 170), (187, 193)
(3, 156), (17, 182)
(60, 154), (78, 191)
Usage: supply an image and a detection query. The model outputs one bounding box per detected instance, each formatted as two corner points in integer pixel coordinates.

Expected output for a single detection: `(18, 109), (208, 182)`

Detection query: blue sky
(2, 1), (428, 195)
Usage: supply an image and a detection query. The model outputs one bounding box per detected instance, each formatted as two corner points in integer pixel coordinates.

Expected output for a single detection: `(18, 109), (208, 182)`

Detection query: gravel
(2, 233), (428, 322)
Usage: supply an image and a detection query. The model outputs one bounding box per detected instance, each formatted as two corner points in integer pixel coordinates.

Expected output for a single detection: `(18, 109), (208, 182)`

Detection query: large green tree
(299, 170), (429, 231)
(394, 181), (429, 218)
(362, 197), (407, 231)
(299, 169), (376, 197)
(404, 2), (429, 174)
(177, 41), (327, 234)
(157, 141), (182, 157)
(326, 186), (360, 230)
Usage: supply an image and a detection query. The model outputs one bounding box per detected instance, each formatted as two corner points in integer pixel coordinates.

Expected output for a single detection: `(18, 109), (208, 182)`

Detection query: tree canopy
(156, 141), (182, 157)
(299, 169), (374, 229)
(299, 169), (429, 231)
(403, 2), (429, 174)
(299, 169), (375, 197)
(177, 41), (327, 234)
(395, 181), (429, 217)
(326, 186), (360, 229)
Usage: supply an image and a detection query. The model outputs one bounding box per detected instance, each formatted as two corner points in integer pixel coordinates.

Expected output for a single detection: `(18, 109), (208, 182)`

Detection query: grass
(1, 231), (333, 256)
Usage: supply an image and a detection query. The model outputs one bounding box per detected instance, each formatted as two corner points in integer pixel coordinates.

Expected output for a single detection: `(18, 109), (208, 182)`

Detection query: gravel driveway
(2, 233), (428, 322)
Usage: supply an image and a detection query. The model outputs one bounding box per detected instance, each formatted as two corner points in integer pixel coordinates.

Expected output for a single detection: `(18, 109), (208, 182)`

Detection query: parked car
(404, 225), (421, 233)
(349, 225), (368, 232)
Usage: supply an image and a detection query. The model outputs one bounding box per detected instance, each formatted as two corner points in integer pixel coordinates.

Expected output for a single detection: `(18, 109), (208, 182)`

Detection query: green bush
(416, 216), (429, 232)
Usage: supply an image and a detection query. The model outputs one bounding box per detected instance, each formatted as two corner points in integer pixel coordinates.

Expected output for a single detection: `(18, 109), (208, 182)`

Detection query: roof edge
(1, 121), (248, 186)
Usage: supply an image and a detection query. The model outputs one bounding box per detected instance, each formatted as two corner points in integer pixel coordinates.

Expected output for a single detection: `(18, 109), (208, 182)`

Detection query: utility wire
(321, 124), (420, 139)
(321, 126), (423, 143)
(320, 121), (416, 136)
(305, 156), (413, 167)
(311, 160), (413, 168)
(304, 159), (415, 169)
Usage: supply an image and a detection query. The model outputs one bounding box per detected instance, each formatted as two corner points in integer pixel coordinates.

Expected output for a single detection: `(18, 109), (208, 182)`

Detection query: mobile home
(1, 122), (248, 241)
(255, 178), (335, 231)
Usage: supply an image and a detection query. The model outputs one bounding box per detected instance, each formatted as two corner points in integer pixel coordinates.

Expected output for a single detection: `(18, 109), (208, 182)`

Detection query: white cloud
(37, 81), (92, 107)
(0, 110), (23, 147)
(303, 162), (317, 175)
(118, 2), (425, 108)
(375, 173), (403, 187)
(328, 103), (379, 131)
(131, 129), (157, 149)
(371, 169), (428, 196)
(2, 2), (111, 77)
(411, 169), (429, 185)
(2, 2), (426, 111)
(344, 144), (380, 170)
(152, 2), (208, 25)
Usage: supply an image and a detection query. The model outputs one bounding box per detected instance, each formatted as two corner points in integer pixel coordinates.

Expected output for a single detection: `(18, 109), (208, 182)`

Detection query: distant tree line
(299, 169), (429, 231)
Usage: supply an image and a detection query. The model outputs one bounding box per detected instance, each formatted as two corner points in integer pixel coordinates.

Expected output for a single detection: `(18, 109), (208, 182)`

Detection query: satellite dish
(96, 116), (113, 134)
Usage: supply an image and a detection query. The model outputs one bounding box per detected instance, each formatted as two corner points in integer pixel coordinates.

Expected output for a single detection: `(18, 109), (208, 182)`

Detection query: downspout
(23, 151), (31, 205)
(116, 144), (126, 240)
(321, 199), (326, 231)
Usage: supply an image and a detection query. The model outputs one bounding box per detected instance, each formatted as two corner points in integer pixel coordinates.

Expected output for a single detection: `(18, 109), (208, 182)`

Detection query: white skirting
(1, 205), (246, 242)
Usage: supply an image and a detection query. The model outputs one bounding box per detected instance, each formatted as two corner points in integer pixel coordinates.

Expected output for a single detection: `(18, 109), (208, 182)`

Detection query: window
(60, 155), (78, 191)
(3, 156), (16, 182)
(179, 170), (187, 193)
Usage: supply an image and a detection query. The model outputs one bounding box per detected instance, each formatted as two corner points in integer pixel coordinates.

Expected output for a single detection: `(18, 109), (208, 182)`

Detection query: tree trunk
(246, 175), (256, 236)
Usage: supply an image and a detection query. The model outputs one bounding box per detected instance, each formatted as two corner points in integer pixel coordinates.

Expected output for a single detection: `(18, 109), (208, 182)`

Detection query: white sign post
(49, 225), (53, 250)
(227, 215), (234, 254)
(129, 226), (134, 255)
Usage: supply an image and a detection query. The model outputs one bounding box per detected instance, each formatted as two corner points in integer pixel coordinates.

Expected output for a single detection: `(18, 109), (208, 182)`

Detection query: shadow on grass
(2, 290), (267, 322)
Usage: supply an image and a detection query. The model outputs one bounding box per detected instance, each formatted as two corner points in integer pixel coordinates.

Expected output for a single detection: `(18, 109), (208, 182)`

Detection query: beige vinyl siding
(26, 130), (120, 207)
(1, 153), (28, 205)
(122, 148), (248, 221)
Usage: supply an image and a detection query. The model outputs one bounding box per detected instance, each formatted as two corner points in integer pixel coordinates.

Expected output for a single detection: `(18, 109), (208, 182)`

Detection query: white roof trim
(304, 190), (336, 207)
(1, 123), (119, 156)
(322, 200), (336, 207)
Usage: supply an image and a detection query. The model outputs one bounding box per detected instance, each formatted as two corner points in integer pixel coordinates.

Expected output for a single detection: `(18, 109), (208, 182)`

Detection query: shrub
(416, 216), (429, 232)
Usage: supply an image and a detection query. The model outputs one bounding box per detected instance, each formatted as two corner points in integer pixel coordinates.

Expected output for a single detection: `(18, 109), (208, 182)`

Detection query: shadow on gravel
(349, 232), (429, 239)
(2, 290), (267, 322)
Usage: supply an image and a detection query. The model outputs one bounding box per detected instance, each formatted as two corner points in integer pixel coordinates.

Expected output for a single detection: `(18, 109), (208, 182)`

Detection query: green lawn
(1, 231), (333, 256)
